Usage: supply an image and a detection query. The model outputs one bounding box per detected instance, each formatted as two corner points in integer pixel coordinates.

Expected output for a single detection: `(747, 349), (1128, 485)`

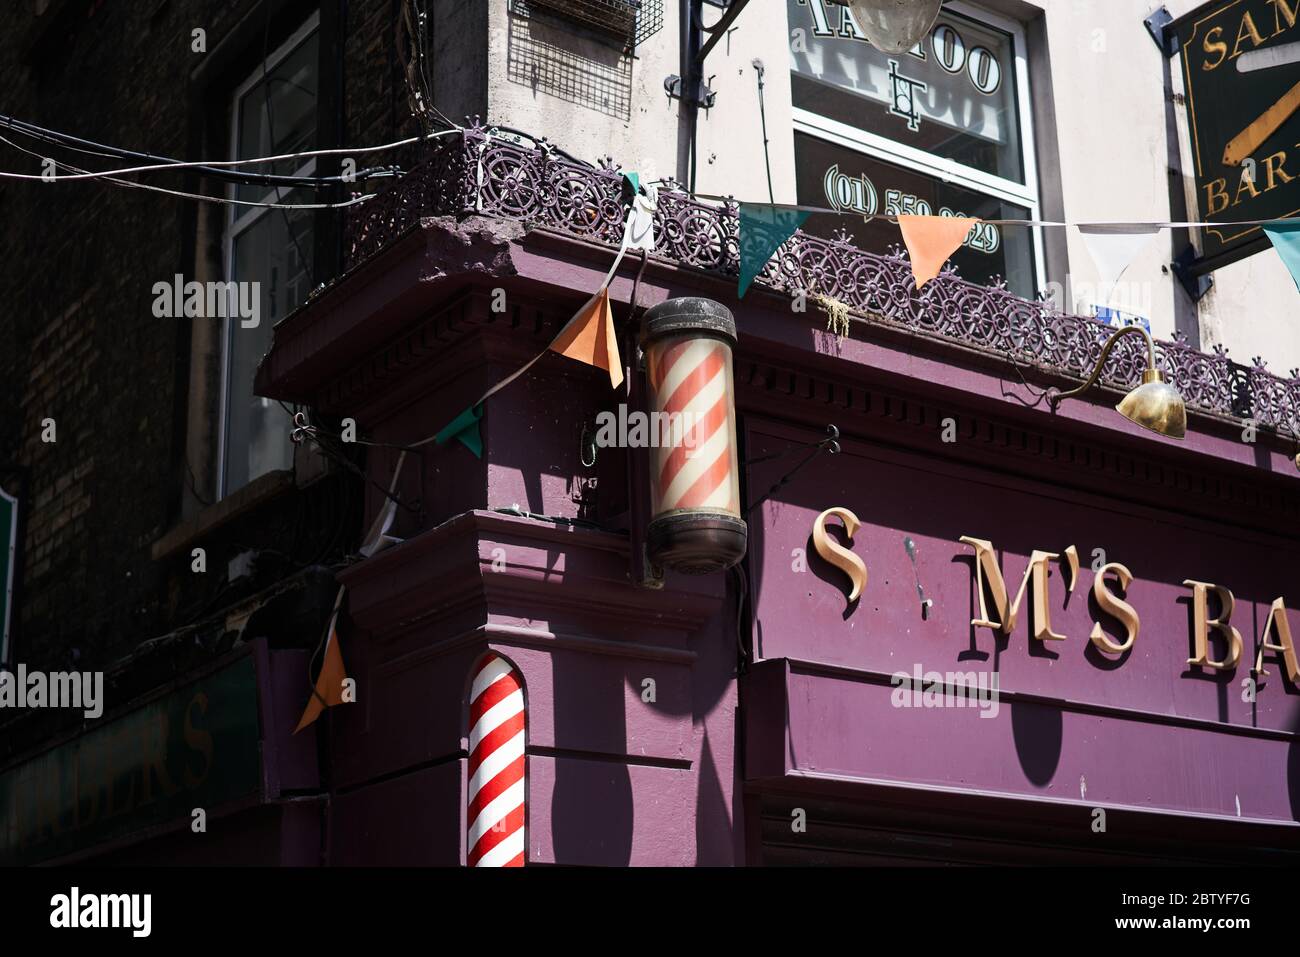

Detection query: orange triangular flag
(548, 287), (624, 389)
(898, 215), (981, 289)
(294, 607), (349, 733)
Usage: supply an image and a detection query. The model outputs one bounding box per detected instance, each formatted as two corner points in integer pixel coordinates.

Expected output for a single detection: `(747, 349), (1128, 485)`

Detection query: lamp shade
(1115, 370), (1187, 440)
(641, 298), (747, 574)
(844, 0), (944, 54)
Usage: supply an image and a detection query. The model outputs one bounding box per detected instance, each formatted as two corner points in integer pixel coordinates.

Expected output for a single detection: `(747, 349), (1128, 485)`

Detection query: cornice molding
(736, 356), (1300, 530)
(340, 510), (725, 643)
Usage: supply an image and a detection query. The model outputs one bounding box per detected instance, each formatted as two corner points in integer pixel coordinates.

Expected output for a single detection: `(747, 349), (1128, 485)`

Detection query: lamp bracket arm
(1051, 324), (1156, 405)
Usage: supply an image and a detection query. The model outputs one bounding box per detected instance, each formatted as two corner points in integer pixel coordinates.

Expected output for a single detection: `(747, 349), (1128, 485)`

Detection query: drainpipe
(681, 0), (702, 193)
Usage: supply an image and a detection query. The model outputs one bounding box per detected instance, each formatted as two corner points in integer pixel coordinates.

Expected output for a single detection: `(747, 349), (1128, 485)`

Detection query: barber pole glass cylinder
(466, 652), (526, 867)
(641, 297), (747, 574)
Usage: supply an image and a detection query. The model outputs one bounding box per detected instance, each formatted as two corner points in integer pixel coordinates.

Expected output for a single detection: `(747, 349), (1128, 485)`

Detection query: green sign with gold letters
(1175, 0), (1300, 265)
(0, 655), (260, 864)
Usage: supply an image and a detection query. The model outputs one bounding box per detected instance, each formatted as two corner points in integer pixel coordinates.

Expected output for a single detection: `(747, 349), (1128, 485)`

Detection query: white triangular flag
(626, 183), (658, 252)
(359, 451), (406, 558)
(1076, 225), (1161, 311)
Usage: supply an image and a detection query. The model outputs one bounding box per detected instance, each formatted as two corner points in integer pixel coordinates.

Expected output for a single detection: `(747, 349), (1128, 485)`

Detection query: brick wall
(0, 0), (446, 676)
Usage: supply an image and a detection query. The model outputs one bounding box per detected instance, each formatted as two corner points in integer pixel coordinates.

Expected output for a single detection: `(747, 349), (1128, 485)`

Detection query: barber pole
(641, 298), (747, 574)
(466, 653), (526, 867)
(648, 337), (738, 514)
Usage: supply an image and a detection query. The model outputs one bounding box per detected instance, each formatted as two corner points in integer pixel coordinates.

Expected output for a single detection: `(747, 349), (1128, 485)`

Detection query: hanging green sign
(1174, 0), (1300, 267)
(0, 654), (261, 864)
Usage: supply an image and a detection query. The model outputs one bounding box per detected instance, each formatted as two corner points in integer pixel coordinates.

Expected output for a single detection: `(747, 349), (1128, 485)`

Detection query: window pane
(224, 189), (314, 495)
(794, 132), (1037, 297)
(222, 26), (317, 498)
(235, 32), (319, 204)
(789, 0), (1025, 184)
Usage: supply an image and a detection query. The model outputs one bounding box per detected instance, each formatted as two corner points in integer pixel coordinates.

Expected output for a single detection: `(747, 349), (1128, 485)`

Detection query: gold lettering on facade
(799, 511), (1294, 695)
(138, 714), (179, 807)
(1231, 11), (1269, 59)
(1089, 563), (1140, 654)
(1202, 4), (1296, 71)
(1205, 177), (1231, 215)
(959, 537), (1074, 641)
(812, 507), (868, 605)
(1263, 150), (1295, 190)
(1255, 597), (1300, 681)
(1234, 172), (1262, 204)
(1269, 0), (1298, 36)
(1202, 25), (1229, 69)
(1183, 579), (1243, 671)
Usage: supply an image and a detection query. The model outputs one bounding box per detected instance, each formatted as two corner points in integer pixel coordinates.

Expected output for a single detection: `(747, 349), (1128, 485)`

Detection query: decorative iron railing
(345, 126), (1300, 440)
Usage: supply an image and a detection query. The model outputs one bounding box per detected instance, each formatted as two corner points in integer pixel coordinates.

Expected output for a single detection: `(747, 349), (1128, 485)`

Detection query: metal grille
(344, 129), (1300, 442)
(511, 0), (664, 51)
(508, 12), (634, 119)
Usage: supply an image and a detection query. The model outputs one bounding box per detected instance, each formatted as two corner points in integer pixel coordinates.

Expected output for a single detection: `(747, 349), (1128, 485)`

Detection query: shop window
(788, 0), (1043, 298)
(218, 14), (319, 498)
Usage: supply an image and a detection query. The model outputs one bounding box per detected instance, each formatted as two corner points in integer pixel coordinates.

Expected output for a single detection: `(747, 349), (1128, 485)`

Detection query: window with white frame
(220, 13), (319, 498)
(788, 0), (1043, 298)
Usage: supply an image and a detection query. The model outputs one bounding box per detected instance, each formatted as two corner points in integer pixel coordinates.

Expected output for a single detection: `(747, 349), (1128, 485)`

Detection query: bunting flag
(294, 588), (349, 734)
(549, 287), (624, 388)
(413, 193), (652, 472)
(1076, 224), (1161, 311)
(433, 404), (484, 457)
(358, 451), (407, 558)
(1264, 219), (1300, 294)
(295, 452), (411, 733)
(625, 182), (658, 252)
(738, 203), (812, 298)
(897, 215), (980, 289)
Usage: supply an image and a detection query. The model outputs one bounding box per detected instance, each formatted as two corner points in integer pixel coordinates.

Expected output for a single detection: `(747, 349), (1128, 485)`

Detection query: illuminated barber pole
(466, 652), (526, 867)
(642, 298), (747, 574)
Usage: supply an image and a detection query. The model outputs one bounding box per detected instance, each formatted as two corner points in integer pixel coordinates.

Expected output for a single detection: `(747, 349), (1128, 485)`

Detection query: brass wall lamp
(832, 0), (945, 54)
(1046, 325), (1187, 440)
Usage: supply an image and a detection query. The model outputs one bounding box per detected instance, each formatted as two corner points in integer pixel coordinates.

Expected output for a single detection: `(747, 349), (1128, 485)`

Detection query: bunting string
(696, 193), (1300, 230)
(291, 173), (652, 466)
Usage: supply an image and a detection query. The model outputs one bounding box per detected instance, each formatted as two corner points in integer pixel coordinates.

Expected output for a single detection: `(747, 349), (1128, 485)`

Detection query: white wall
(1032, 0), (1300, 373)
(480, 0), (1300, 374)
(485, 0), (685, 188)
(692, 4), (800, 204)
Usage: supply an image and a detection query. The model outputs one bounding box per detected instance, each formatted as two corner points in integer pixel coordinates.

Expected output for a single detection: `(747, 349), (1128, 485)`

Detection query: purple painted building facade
(248, 131), (1300, 864)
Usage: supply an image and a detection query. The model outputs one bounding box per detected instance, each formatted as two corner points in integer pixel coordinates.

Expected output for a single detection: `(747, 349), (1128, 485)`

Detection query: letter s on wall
(812, 507), (868, 607)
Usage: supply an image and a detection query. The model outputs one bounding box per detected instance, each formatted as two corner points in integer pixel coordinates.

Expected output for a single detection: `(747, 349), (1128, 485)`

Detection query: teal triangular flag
(624, 171), (641, 195)
(738, 203), (812, 298)
(1264, 219), (1300, 294)
(434, 404), (483, 458)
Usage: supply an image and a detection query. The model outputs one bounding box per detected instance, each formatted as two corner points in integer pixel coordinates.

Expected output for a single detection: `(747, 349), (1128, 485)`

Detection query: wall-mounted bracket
(1172, 245), (1214, 303)
(1144, 6), (1178, 58)
(664, 74), (716, 108)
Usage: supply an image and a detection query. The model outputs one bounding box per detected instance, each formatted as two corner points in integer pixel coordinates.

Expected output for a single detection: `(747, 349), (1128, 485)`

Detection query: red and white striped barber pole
(648, 337), (739, 515)
(642, 298), (747, 574)
(466, 652), (527, 867)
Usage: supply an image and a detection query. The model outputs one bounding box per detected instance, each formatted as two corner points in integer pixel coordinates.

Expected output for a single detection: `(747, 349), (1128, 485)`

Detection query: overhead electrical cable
(0, 112), (461, 187)
(0, 113), (386, 187)
(0, 134), (375, 210)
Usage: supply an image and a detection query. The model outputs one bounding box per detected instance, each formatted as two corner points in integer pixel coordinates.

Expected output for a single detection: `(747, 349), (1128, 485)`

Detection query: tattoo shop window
(220, 14), (319, 498)
(788, 0), (1043, 299)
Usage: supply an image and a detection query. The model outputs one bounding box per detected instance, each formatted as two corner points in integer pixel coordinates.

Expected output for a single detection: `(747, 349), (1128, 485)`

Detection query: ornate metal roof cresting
(344, 127), (1300, 441)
